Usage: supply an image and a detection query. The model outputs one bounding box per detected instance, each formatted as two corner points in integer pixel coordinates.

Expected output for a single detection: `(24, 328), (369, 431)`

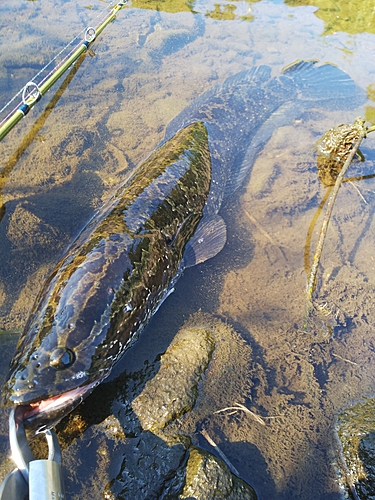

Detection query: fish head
(2, 332), (104, 434)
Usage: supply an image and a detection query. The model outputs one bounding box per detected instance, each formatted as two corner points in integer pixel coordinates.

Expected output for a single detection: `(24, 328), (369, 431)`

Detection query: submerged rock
(127, 317), (258, 498)
(105, 431), (188, 499)
(132, 326), (216, 432)
(128, 315), (257, 498)
(337, 398), (375, 499)
(181, 446), (257, 500)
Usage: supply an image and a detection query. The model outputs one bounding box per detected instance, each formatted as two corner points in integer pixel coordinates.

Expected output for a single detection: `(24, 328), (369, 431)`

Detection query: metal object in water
(0, 408), (65, 500)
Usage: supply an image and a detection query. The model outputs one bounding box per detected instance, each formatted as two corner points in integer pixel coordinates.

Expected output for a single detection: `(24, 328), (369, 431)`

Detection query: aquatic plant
(306, 117), (375, 305)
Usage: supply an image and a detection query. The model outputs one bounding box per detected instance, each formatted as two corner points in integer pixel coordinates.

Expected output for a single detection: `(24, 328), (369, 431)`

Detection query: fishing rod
(0, 1), (126, 142)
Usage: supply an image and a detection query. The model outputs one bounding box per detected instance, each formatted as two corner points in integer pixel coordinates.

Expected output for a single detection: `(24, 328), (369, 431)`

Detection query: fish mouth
(16, 380), (100, 433)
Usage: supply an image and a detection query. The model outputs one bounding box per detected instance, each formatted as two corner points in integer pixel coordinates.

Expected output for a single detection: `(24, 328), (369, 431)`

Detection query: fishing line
(0, 2), (115, 118)
(0, 1), (126, 141)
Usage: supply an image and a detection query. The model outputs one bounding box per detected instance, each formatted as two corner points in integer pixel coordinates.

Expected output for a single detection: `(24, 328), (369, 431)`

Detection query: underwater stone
(132, 326), (216, 432)
(106, 431), (187, 499)
(181, 446), (258, 500)
(337, 398), (375, 499)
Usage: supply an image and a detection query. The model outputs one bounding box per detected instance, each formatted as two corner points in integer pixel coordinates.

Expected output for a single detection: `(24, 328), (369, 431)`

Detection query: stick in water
(200, 428), (241, 477)
(306, 129), (367, 302)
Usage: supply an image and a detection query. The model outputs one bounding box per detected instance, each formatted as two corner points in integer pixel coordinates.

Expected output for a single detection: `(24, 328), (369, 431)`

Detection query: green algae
(181, 447), (257, 499)
(285, 0), (375, 35)
(338, 399), (375, 499)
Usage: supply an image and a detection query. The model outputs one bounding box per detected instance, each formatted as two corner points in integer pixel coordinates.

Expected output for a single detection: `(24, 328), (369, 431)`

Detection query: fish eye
(49, 347), (75, 370)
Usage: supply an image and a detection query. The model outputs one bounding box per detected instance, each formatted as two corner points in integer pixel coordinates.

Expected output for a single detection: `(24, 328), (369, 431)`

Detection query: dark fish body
(2, 61), (365, 431)
(3, 122), (215, 431)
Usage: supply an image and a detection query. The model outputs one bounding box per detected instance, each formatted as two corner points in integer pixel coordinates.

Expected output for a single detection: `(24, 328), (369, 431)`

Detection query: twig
(242, 209), (279, 247)
(331, 353), (358, 366)
(306, 129), (367, 303)
(304, 188), (331, 275)
(200, 428), (241, 476)
(243, 208), (287, 261)
(348, 180), (367, 204)
(214, 402), (283, 424)
(214, 403), (266, 425)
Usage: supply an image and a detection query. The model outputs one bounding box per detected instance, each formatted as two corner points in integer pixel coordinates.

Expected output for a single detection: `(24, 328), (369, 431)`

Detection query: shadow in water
(0, 168), (104, 316)
(197, 427), (277, 499)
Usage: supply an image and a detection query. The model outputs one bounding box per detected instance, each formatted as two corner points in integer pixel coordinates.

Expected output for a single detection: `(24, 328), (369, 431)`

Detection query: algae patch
(338, 399), (375, 499)
(182, 447), (257, 500)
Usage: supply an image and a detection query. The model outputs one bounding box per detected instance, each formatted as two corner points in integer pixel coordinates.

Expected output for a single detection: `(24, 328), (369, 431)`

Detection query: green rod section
(0, 1), (125, 142)
(38, 43), (88, 96)
(0, 110), (25, 141)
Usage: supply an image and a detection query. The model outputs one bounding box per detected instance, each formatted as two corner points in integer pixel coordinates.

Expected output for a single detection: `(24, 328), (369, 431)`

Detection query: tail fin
(282, 60), (366, 108)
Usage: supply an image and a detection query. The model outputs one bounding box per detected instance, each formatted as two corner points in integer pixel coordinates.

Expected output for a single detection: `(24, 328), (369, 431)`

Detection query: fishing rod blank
(0, 1), (125, 142)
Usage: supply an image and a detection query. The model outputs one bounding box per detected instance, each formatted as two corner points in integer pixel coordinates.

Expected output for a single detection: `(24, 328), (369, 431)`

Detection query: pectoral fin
(183, 214), (227, 268)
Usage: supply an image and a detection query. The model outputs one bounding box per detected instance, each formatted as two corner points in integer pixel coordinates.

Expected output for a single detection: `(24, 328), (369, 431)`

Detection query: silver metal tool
(0, 408), (65, 500)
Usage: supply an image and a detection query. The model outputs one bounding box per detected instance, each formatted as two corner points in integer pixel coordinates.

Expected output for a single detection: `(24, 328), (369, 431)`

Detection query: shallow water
(1, 0), (375, 498)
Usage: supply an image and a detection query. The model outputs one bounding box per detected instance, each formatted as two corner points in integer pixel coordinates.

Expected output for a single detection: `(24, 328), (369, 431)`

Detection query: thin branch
(243, 208), (287, 261)
(331, 353), (358, 366)
(348, 180), (367, 204)
(306, 129), (367, 303)
(214, 402), (282, 424)
(243, 208), (279, 247)
(200, 428), (241, 476)
(214, 404), (266, 425)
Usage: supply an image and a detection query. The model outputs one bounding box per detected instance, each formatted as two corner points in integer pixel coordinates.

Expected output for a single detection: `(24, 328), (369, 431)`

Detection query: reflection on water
(285, 0), (375, 35)
(1, 0), (375, 498)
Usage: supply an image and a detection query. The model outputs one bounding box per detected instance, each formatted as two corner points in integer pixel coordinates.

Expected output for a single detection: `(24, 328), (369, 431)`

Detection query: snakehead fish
(2, 61), (365, 432)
